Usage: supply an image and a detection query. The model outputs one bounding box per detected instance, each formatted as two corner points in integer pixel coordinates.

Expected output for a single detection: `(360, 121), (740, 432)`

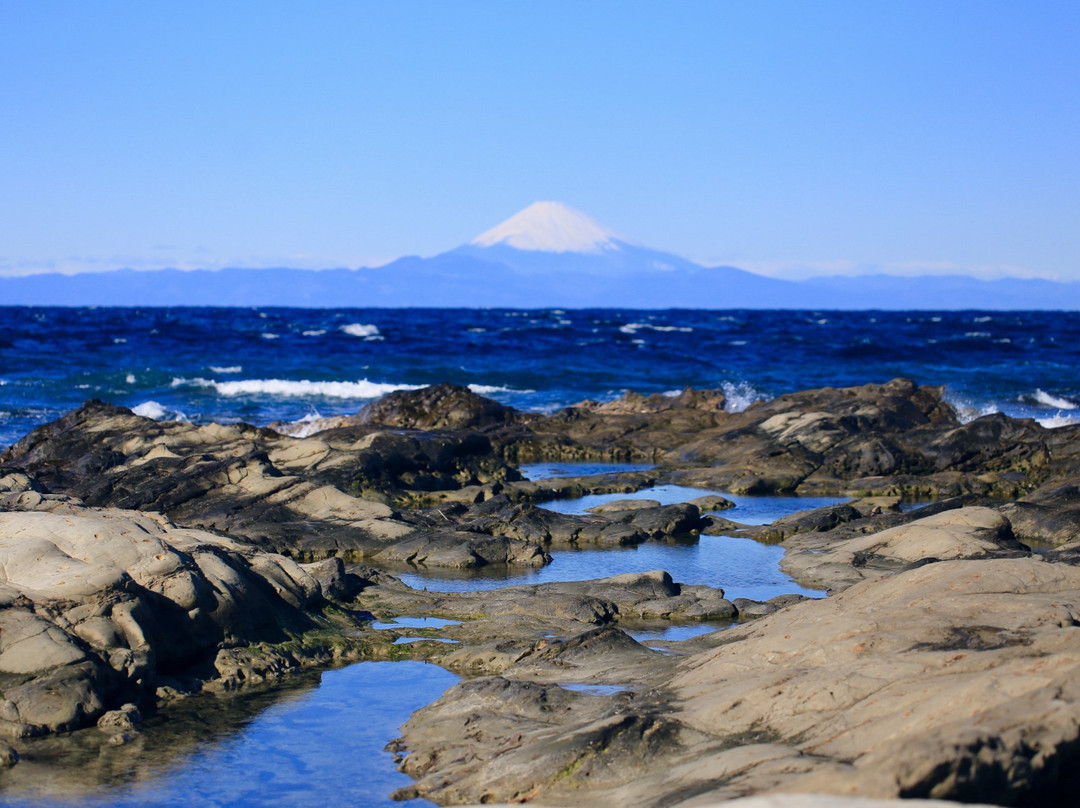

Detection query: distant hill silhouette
(3, 202), (1077, 309)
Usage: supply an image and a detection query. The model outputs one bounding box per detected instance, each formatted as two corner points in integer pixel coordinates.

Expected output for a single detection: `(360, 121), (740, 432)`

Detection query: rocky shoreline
(3, 379), (1080, 805)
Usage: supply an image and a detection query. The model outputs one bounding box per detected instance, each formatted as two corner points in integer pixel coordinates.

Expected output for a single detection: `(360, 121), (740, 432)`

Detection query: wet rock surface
(6, 379), (1080, 805)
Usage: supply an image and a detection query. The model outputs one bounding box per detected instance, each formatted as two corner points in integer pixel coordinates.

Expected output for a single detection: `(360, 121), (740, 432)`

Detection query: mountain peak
(469, 201), (620, 253)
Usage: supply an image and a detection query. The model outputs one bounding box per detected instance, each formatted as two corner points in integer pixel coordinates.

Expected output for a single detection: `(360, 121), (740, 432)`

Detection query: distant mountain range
(2, 202), (1076, 309)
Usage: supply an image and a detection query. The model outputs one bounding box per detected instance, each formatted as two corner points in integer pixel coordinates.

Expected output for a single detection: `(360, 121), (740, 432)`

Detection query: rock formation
(5, 379), (1080, 806)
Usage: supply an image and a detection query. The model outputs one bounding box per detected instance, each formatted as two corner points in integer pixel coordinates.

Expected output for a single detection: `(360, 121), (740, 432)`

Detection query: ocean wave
(209, 366), (242, 374)
(945, 392), (1000, 424)
(1032, 389), (1077, 410)
(619, 323), (693, 335)
(1038, 413), (1080, 429)
(260, 333), (280, 340)
(467, 384), (536, 395)
(171, 377), (424, 399)
(302, 330), (326, 337)
(721, 381), (768, 413)
(131, 400), (188, 422)
(341, 323), (380, 338)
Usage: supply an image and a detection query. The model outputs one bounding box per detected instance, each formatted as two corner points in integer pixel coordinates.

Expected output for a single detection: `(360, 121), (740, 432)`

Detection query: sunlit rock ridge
(2, 202), (1078, 308)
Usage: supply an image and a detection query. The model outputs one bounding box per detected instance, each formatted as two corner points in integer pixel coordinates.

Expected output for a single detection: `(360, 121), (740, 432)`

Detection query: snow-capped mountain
(3, 202), (1078, 308)
(469, 201), (622, 253)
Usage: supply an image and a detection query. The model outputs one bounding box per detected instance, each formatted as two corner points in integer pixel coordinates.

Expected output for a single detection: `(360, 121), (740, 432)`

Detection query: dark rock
(356, 382), (529, 432)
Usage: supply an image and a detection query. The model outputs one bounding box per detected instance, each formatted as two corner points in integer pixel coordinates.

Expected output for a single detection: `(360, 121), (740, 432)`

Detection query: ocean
(2, 306), (1079, 449)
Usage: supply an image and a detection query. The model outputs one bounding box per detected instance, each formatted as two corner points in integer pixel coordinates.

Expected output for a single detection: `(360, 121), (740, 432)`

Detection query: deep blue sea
(2, 307), (1080, 449)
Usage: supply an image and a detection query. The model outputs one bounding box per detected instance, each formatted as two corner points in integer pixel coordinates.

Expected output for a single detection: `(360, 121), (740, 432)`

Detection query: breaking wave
(619, 322), (693, 335)
(341, 323), (380, 338)
(721, 381), (768, 413)
(1032, 389), (1077, 410)
(468, 384), (536, 395)
(171, 377), (424, 399)
(131, 400), (188, 422)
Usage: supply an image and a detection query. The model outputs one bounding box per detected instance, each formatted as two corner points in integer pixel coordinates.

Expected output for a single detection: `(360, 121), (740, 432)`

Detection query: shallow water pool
(2, 662), (458, 808)
(402, 476), (844, 601)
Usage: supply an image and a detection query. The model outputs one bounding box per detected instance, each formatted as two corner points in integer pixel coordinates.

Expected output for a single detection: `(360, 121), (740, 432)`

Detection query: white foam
(467, 327), (487, 333)
(171, 377), (424, 399)
(965, 332), (991, 338)
(1034, 389), (1077, 410)
(945, 392), (1000, 424)
(0, 379), (8, 386)
(467, 384), (536, 395)
(261, 333), (280, 340)
(619, 323), (693, 335)
(973, 316), (993, 323)
(721, 381), (768, 413)
(278, 412), (328, 438)
(113, 337), (127, 344)
(131, 401), (188, 422)
(729, 340), (748, 346)
(132, 401), (168, 420)
(125, 373), (136, 384)
(209, 366), (242, 374)
(1038, 414), (1080, 429)
(341, 323), (380, 338)
(303, 329), (327, 337)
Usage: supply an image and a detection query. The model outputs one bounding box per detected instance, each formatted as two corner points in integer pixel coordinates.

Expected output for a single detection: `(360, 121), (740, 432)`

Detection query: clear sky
(2, 1), (1078, 279)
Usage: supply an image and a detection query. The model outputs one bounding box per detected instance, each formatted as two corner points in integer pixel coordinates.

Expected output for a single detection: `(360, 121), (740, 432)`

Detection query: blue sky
(2, 1), (1078, 279)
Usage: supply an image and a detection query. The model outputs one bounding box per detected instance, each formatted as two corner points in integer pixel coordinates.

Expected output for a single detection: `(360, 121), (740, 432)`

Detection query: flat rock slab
(395, 556), (1080, 807)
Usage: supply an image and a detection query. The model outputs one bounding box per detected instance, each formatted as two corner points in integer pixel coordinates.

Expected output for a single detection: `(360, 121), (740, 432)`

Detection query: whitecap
(729, 340), (747, 346)
(261, 333), (280, 340)
(974, 316), (993, 323)
(125, 373), (136, 384)
(619, 322), (693, 335)
(341, 323), (380, 338)
(113, 337), (127, 344)
(944, 392), (999, 424)
(171, 377), (424, 399)
(1033, 389), (1077, 410)
(964, 332), (991, 338)
(209, 366), (242, 374)
(721, 381), (768, 413)
(466, 327), (487, 333)
(467, 384), (536, 395)
(132, 401), (168, 420)
(302, 330), (327, 337)
(1038, 414), (1080, 429)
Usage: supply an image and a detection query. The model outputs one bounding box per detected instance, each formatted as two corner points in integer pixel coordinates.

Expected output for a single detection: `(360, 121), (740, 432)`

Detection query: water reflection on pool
(3, 662), (457, 808)
(519, 461), (655, 480)
(403, 469), (844, 601)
